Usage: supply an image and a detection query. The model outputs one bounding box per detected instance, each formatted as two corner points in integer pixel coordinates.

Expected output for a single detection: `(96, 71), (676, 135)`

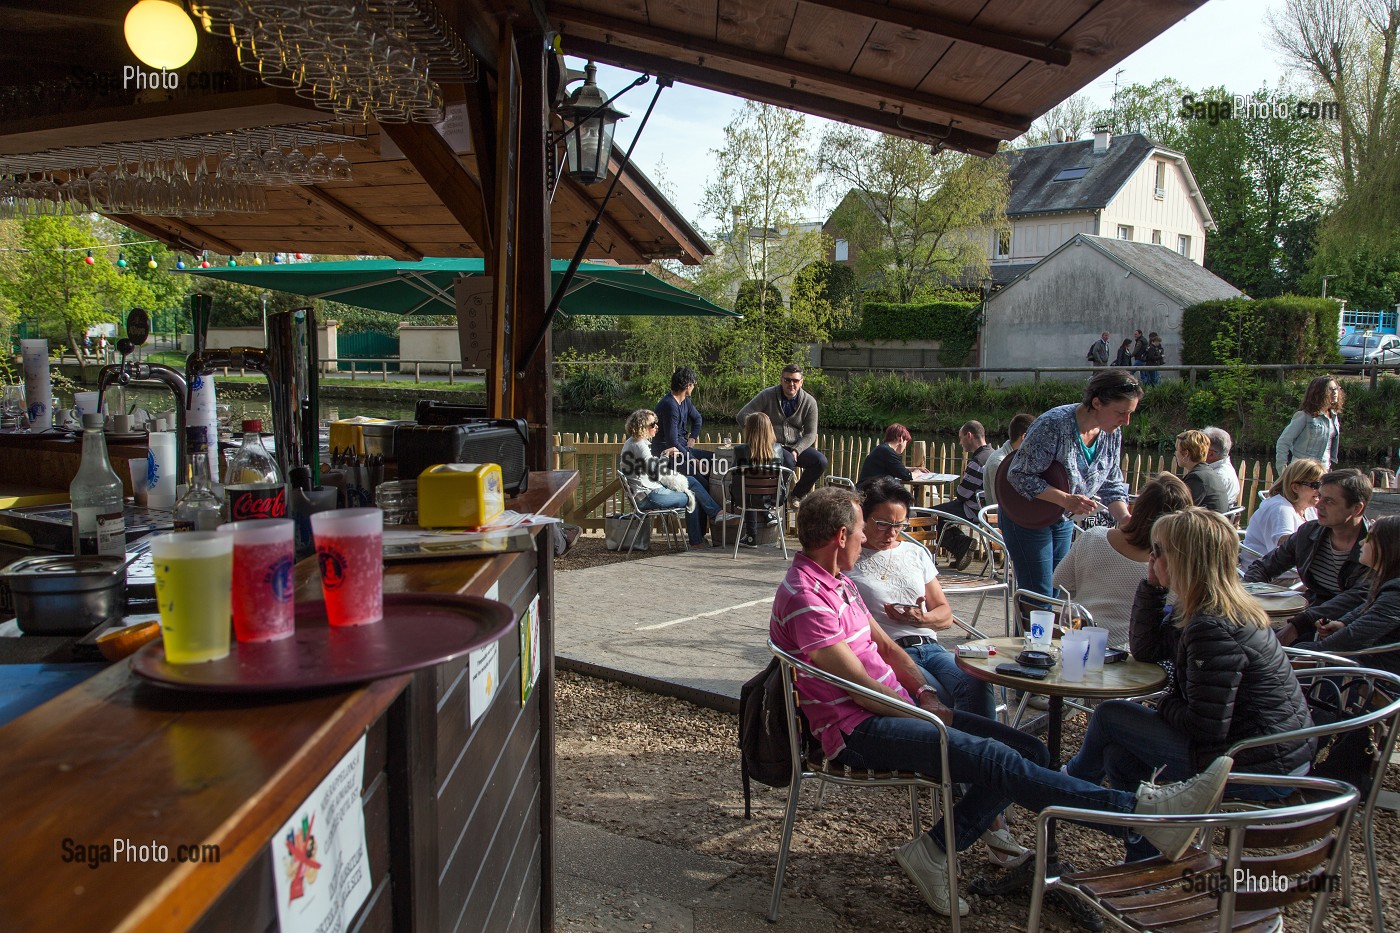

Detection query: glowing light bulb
(124, 0), (198, 71)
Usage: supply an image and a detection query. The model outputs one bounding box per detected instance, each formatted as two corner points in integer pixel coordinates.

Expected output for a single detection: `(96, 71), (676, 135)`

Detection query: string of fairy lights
(0, 239), (314, 269)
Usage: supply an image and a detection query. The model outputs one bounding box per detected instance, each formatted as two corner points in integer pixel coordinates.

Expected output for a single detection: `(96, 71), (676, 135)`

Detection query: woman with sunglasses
(1066, 508), (1312, 831)
(1001, 371), (1142, 597)
(847, 478), (1032, 868)
(1294, 516), (1400, 674)
(618, 409), (728, 549)
(1276, 375), (1343, 473)
(1241, 457), (1323, 572)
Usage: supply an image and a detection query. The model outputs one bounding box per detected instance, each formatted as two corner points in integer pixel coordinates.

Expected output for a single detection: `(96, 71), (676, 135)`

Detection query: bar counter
(0, 469), (578, 933)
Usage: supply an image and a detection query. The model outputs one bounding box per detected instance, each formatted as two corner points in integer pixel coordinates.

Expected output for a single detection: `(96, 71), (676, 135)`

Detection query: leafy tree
(1017, 94), (1095, 146)
(696, 100), (827, 380)
(1095, 78), (1190, 141)
(0, 215), (137, 377)
(819, 128), (1009, 302)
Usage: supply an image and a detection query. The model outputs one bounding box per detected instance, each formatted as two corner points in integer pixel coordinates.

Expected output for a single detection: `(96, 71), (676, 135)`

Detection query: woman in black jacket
(1297, 516), (1400, 673)
(1112, 338), (1134, 367)
(1066, 508), (1312, 820)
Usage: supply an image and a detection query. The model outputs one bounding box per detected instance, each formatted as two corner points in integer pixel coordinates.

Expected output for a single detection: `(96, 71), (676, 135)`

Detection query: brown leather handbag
(995, 448), (1072, 529)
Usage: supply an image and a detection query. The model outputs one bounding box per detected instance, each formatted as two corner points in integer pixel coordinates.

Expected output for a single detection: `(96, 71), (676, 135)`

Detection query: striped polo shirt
(769, 552), (911, 758)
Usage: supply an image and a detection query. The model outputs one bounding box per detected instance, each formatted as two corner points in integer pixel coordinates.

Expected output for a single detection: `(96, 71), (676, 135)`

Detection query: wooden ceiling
(544, 0), (1209, 157)
(0, 0), (1205, 262)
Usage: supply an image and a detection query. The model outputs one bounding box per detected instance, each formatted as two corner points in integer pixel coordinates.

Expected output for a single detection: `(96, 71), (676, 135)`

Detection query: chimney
(1092, 126), (1111, 154)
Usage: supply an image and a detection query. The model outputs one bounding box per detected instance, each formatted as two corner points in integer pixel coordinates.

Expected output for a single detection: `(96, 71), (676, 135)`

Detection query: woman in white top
(617, 409), (724, 548)
(1052, 473), (1194, 644)
(1240, 457), (1322, 571)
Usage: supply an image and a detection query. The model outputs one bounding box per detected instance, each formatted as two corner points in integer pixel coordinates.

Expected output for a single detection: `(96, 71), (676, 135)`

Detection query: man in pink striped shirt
(769, 488), (1234, 918)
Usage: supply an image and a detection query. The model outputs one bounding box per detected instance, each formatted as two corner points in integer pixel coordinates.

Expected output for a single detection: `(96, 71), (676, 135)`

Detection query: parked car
(1339, 332), (1400, 370)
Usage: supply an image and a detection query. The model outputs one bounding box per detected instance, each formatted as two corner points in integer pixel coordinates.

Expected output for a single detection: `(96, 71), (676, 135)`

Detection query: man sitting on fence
(770, 487), (1234, 917)
(737, 363), (827, 502)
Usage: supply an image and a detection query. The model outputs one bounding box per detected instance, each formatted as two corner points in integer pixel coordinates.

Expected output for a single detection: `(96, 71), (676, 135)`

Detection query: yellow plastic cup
(150, 531), (233, 663)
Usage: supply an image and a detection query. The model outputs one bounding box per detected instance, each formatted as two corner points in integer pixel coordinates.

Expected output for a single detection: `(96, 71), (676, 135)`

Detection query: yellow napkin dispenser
(417, 463), (505, 528)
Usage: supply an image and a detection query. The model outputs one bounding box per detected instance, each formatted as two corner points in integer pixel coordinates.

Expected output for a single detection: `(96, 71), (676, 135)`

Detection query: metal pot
(0, 555), (126, 635)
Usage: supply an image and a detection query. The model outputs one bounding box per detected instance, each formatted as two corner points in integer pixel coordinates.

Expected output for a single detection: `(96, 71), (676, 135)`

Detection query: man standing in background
(1086, 331), (1111, 367)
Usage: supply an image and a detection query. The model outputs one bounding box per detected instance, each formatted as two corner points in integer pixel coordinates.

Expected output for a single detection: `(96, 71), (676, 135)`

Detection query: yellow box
(329, 416), (389, 458)
(417, 463), (504, 528)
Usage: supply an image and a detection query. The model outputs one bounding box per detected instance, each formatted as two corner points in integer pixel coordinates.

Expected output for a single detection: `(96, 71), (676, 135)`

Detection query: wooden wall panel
(647, 0), (718, 38)
(783, 3), (871, 72)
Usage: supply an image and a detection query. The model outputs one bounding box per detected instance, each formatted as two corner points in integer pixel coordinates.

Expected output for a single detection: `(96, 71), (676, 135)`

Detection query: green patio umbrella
(185, 257), (736, 317)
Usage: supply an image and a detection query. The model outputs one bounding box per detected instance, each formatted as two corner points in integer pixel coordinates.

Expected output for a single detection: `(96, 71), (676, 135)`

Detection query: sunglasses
(1297, 480), (1323, 490)
(1150, 543), (1164, 558)
(781, 377), (803, 385)
(872, 519), (912, 532)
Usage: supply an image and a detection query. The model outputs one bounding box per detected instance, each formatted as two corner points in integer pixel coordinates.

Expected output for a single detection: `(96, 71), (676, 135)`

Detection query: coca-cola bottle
(224, 419), (286, 521)
(174, 426), (224, 531)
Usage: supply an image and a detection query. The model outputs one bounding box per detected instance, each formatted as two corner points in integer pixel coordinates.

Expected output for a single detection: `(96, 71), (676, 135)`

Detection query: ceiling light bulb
(124, 0), (198, 71)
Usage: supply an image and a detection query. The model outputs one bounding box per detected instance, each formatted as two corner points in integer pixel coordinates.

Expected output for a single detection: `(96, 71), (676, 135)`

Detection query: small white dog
(656, 470), (696, 512)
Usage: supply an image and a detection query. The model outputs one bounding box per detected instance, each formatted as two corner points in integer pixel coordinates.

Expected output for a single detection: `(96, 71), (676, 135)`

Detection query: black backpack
(739, 657), (812, 818)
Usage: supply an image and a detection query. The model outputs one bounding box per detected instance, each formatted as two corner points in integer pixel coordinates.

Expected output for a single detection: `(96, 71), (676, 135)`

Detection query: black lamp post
(557, 62), (628, 184)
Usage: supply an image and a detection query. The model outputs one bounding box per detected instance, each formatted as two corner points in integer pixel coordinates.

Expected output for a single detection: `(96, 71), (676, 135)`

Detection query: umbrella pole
(516, 76), (672, 378)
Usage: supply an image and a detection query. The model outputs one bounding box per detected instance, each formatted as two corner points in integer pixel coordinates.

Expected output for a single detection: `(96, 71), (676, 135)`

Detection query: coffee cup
(110, 414), (132, 433)
(1027, 610), (1054, 650)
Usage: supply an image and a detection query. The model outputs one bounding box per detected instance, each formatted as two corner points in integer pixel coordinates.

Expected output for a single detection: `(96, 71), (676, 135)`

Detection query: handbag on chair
(994, 448), (1071, 529)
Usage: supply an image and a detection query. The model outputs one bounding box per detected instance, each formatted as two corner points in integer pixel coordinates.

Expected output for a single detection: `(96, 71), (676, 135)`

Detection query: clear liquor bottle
(174, 426), (224, 531)
(70, 413), (126, 556)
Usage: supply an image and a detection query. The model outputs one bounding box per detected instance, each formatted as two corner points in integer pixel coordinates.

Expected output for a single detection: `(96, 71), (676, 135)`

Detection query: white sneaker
(981, 826), (1032, 869)
(895, 834), (970, 917)
(1131, 756), (1234, 861)
(715, 510), (741, 521)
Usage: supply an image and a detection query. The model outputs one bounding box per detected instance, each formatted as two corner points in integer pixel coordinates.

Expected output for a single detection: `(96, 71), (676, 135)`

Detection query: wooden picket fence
(552, 431), (1277, 532)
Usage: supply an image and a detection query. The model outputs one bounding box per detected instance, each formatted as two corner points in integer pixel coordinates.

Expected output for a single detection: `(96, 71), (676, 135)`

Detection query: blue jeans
(1000, 514), (1072, 598)
(837, 710), (1135, 853)
(685, 475), (720, 544)
(1066, 700), (1193, 790)
(907, 642), (996, 720)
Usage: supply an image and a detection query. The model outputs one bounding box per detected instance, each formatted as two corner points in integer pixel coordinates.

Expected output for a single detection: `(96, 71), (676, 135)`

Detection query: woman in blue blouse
(1002, 371), (1143, 596)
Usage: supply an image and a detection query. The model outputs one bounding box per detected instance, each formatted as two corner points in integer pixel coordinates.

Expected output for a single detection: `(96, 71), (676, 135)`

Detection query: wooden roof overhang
(544, 0), (1209, 158)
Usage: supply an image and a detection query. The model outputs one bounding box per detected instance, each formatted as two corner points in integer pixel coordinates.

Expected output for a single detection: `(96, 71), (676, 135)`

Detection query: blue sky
(570, 0), (1293, 232)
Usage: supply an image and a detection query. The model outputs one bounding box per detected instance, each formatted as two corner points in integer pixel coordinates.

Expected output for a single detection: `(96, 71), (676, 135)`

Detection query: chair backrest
(1283, 645), (1361, 670)
(1230, 667), (1400, 814)
(826, 475), (855, 490)
(739, 464), (790, 500)
(1223, 505), (1245, 527)
(904, 512), (940, 552)
(616, 468), (646, 513)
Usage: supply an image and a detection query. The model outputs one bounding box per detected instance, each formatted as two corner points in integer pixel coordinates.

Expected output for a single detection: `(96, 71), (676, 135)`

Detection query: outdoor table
(906, 471), (959, 508)
(1245, 582), (1308, 619)
(955, 635), (1167, 766)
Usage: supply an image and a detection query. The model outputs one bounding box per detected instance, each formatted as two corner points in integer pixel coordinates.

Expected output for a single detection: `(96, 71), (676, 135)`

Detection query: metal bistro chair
(825, 475), (856, 490)
(1226, 667), (1400, 933)
(1026, 773), (1360, 933)
(908, 508), (1010, 635)
(766, 640), (961, 930)
(1223, 505), (1245, 527)
(731, 464), (794, 560)
(974, 503), (1012, 587)
(615, 469), (686, 557)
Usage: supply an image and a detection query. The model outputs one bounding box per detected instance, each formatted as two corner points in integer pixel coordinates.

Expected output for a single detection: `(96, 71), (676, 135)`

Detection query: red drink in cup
(311, 507), (384, 626)
(220, 518), (296, 642)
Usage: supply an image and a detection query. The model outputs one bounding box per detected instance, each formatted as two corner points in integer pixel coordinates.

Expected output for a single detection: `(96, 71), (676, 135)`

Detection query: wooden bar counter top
(0, 469), (578, 933)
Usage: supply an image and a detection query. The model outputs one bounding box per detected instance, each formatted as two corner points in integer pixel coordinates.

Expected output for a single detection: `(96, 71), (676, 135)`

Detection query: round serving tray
(130, 593), (515, 693)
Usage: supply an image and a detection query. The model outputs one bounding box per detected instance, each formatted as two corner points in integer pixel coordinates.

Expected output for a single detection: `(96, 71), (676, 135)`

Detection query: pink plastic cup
(220, 518), (296, 642)
(310, 507), (384, 626)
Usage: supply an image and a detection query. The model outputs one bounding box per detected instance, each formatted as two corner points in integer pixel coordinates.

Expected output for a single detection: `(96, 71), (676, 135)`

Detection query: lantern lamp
(176, 255), (186, 270)
(84, 250), (95, 265)
(147, 255), (158, 269)
(556, 62), (628, 185)
(227, 257), (236, 267)
(124, 0), (198, 71)
(272, 252), (282, 263)
(117, 253), (127, 268)
(253, 255), (262, 265)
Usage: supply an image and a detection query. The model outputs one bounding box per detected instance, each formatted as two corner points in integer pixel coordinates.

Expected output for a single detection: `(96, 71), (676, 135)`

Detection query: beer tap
(97, 308), (187, 479)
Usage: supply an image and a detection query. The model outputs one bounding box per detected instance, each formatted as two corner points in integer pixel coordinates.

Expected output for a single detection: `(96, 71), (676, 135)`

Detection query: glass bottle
(174, 426), (224, 531)
(223, 419), (286, 520)
(70, 413), (126, 556)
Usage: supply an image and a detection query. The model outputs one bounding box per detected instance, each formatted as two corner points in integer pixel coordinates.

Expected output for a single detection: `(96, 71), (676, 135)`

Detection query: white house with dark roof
(989, 129), (1215, 286)
(980, 234), (1242, 381)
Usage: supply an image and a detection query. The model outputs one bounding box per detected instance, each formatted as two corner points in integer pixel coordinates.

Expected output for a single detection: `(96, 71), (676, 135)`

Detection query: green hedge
(834, 300), (981, 365)
(1180, 295), (1342, 366)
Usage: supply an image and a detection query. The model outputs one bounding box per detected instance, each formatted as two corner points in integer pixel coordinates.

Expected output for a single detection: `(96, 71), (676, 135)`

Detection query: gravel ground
(556, 670), (1399, 931)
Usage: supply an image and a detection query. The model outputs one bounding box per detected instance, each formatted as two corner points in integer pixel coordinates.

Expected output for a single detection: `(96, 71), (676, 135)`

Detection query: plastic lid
(241, 419), (263, 432)
(82, 413), (104, 429)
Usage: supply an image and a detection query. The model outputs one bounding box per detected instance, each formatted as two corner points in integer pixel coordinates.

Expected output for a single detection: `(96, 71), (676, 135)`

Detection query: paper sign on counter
(468, 639), (500, 726)
(520, 594), (540, 705)
(271, 735), (371, 933)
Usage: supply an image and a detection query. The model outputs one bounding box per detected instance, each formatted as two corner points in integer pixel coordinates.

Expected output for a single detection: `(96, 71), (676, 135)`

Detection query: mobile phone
(1104, 647), (1129, 664)
(889, 603), (920, 612)
(996, 663), (1047, 680)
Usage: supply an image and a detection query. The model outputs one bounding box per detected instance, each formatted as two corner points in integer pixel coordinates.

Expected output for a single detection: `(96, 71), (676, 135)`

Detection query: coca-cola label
(228, 484), (287, 520)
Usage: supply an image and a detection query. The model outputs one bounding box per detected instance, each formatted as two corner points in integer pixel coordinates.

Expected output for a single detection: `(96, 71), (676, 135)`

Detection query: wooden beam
(558, 175), (645, 260)
(464, 78), (497, 228)
(564, 36), (1003, 156)
(381, 121), (495, 257)
(110, 214), (241, 257)
(551, 5), (1030, 136)
(798, 0), (1072, 67)
(488, 21), (521, 419)
(293, 186), (424, 261)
